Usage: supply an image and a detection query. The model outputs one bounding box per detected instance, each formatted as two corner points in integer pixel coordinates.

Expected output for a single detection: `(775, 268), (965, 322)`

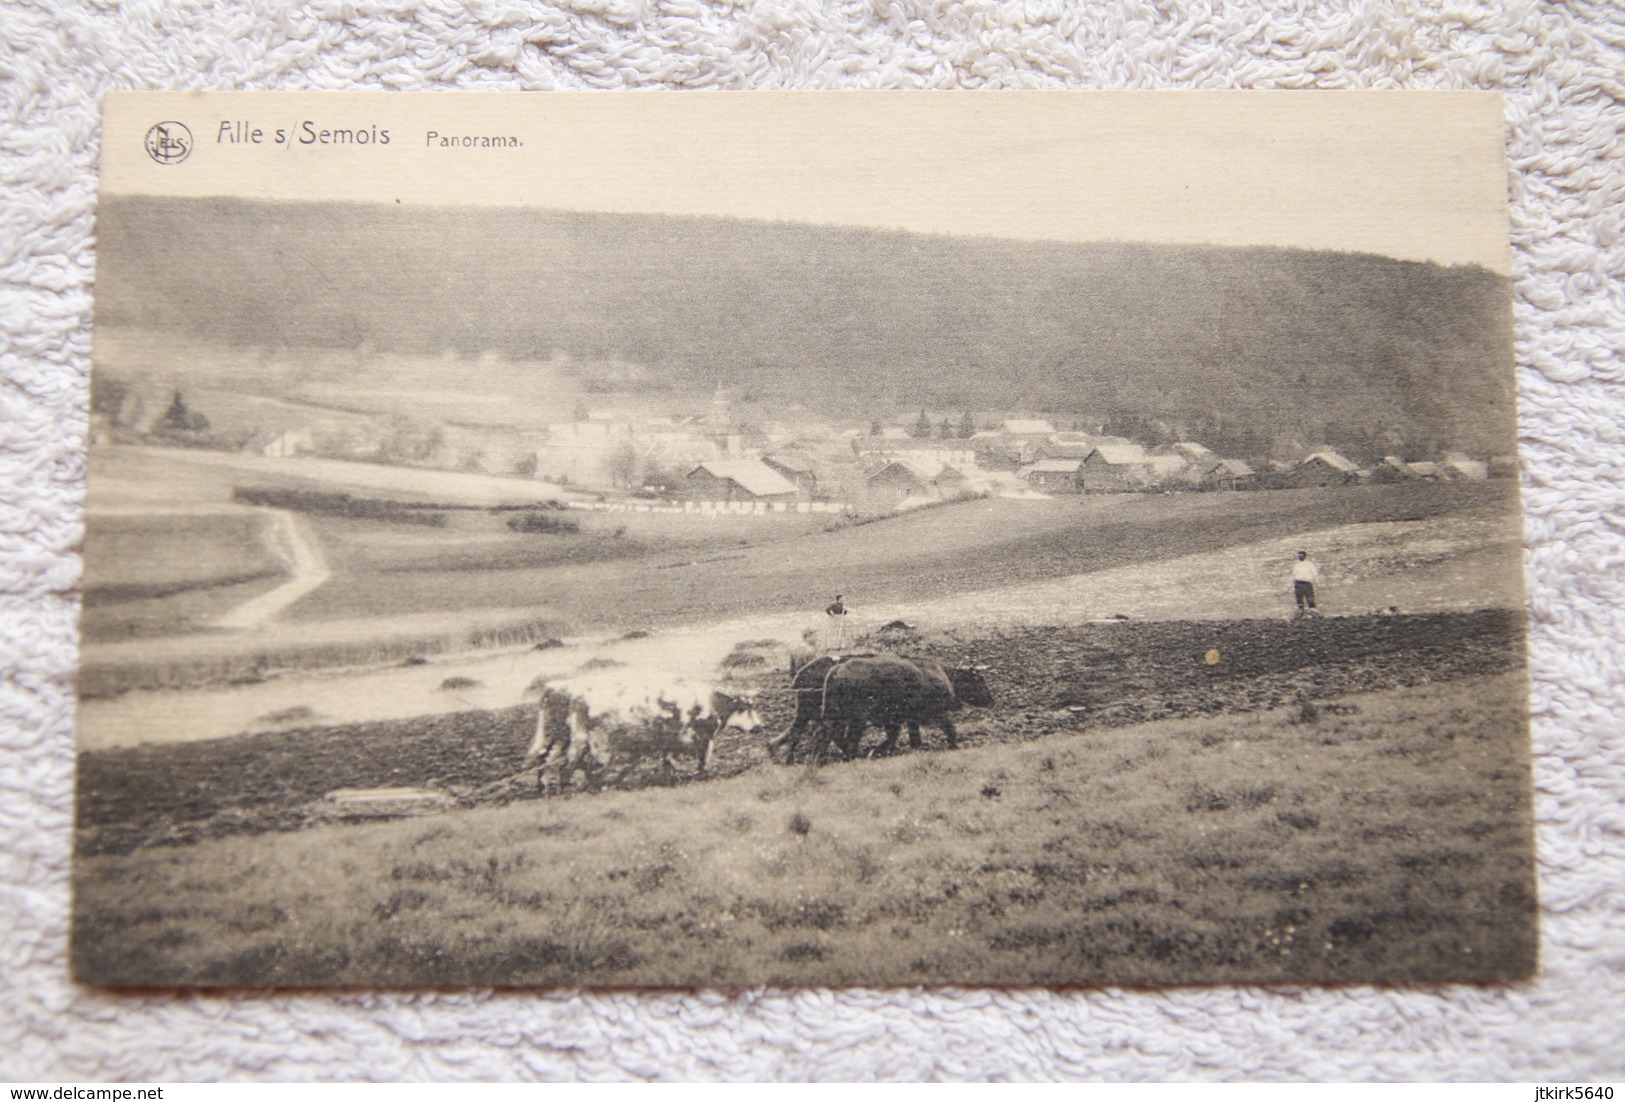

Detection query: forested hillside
(96, 196), (1515, 458)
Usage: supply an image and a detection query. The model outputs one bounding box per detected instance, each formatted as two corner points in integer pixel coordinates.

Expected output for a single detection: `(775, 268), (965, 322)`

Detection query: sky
(103, 90), (1512, 274)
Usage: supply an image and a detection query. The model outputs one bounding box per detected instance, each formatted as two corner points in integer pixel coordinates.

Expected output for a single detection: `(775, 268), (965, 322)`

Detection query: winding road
(214, 509), (331, 631)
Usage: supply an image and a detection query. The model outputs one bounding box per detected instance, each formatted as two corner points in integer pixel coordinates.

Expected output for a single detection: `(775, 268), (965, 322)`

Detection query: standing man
(825, 593), (848, 651)
(1291, 550), (1321, 617)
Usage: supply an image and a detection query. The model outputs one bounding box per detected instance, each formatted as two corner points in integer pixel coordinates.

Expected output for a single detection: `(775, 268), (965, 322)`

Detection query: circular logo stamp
(144, 121), (192, 165)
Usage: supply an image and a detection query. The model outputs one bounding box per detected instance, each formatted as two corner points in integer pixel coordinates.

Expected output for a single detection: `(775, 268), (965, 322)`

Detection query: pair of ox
(522, 670), (763, 792)
(768, 654), (994, 764)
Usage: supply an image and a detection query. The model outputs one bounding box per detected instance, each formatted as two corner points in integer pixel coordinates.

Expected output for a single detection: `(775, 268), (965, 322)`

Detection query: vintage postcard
(76, 91), (1534, 987)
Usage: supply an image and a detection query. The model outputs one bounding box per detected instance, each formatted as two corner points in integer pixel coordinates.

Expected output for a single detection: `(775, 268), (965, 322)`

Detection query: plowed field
(76, 609), (1522, 859)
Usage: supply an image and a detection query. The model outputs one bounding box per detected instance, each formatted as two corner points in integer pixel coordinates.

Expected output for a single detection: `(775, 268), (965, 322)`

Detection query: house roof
(1043, 442), (1094, 459)
(763, 454), (815, 473)
(868, 460), (929, 484)
(1003, 419), (1056, 436)
(690, 459), (799, 497)
(1406, 461), (1442, 478)
(1169, 441), (1216, 459)
(1087, 444), (1149, 465)
(1300, 450), (1359, 473)
(1213, 458), (1255, 478)
(1026, 459), (1084, 474)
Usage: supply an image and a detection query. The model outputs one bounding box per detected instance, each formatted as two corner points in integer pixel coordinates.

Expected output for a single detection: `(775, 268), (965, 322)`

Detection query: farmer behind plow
(824, 593), (848, 650)
(1292, 550), (1322, 618)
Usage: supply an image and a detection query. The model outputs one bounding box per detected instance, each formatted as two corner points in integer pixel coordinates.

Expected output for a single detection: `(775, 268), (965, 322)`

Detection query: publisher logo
(144, 121), (192, 165)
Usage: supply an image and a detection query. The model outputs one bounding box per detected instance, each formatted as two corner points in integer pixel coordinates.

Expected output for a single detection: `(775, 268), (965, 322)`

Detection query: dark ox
(771, 654), (993, 763)
(523, 671), (762, 791)
(765, 653), (840, 764)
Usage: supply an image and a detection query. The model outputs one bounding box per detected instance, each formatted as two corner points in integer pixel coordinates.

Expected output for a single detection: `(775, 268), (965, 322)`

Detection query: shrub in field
(440, 677), (481, 691)
(233, 486), (447, 527)
(505, 512), (581, 534)
(254, 705), (320, 728)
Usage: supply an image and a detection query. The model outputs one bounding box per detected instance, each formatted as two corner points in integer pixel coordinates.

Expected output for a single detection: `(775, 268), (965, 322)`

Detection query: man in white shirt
(1292, 550), (1321, 616)
(824, 593), (848, 650)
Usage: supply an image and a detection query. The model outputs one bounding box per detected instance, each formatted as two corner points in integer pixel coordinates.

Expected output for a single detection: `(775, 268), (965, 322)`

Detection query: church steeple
(708, 384), (736, 430)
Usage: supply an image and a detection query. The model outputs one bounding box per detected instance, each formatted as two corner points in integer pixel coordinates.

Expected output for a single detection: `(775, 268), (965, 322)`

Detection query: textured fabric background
(2, 0), (1621, 1082)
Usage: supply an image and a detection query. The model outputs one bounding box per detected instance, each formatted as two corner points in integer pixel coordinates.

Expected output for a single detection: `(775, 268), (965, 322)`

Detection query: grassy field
(82, 512), (280, 597)
(76, 473), (1519, 701)
(80, 511), (291, 642)
(87, 444), (1515, 641)
(72, 610), (1535, 986)
(71, 669), (1535, 987)
(280, 480), (1514, 627)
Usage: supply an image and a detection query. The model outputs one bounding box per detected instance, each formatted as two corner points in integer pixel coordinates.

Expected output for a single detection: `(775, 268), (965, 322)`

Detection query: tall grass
(73, 672), (1536, 987)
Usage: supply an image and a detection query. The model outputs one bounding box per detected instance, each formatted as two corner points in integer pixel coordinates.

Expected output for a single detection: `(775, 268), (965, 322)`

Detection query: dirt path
(213, 510), (331, 631)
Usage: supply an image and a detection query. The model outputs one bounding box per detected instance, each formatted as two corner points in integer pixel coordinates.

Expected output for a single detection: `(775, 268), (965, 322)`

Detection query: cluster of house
(98, 378), (1513, 509)
(662, 422), (1515, 508)
(1270, 450), (1514, 489)
(229, 411), (1520, 507)
(1011, 434), (1255, 494)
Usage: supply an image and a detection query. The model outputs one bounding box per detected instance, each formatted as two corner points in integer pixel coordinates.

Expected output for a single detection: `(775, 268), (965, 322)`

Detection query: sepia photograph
(73, 90), (1536, 988)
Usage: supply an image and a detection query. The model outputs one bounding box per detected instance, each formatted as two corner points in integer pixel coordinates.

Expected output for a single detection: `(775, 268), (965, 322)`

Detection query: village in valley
(71, 99), (1538, 991)
(90, 358), (1515, 520)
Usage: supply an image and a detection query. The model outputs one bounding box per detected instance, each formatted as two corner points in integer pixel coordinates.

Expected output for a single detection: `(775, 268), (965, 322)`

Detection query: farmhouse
(865, 459), (930, 503)
(1000, 419), (1058, 464)
(1281, 450), (1359, 489)
(1202, 458), (1255, 491)
(683, 459), (801, 504)
(1080, 444), (1152, 492)
(863, 458), (969, 509)
(761, 454), (819, 497)
(1022, 458), (1084, 493)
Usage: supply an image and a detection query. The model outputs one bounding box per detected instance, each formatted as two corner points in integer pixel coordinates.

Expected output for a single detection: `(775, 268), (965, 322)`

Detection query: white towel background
(2, 1), (1621, 1082)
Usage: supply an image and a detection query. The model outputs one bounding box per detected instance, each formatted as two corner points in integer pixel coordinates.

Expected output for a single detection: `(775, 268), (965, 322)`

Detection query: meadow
(82, 511), (281, 600)
(81, 441), (1514, 658)
(71, 669), (1534, 987)
(71, 609), (1535, 986)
